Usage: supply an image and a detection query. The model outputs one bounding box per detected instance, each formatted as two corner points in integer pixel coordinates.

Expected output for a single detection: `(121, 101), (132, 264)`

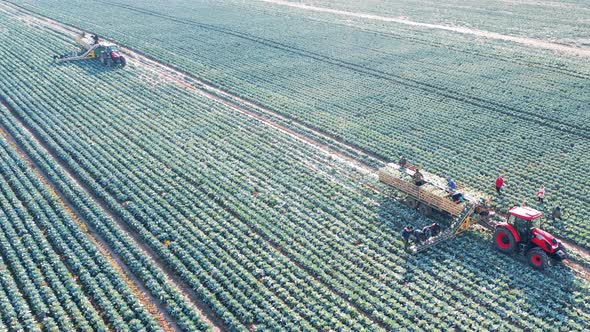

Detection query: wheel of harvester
(119, 56), (126, 68)
(418, 203), (432, 217)
(493, 227), (516, 253)
(405, 198), (419, 209)
(527, 247), (549, 270)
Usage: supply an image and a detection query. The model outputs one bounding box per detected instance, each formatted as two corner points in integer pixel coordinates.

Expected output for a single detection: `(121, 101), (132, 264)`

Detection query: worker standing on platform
(536, 185), (545, 204)
(399, 156), (407, 169)
(413, 169), (425, 186)
(447, 177), (457, 192)
(495, 175), (504, 195)
(401, 226), (414, 250)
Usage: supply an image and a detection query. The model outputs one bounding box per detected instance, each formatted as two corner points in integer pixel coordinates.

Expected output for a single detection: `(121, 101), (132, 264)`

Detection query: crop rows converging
(8, 0), (590, 247)
(0, 133), (169, 331)
(0, 8), (589, 331)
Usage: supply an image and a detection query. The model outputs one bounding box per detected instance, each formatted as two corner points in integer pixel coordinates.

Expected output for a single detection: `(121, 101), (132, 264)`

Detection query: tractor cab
(493, 206), (566, 270)
(507, 206), (542, 243)
(105, 45), (120, 55)
(96, 42), (126, 67)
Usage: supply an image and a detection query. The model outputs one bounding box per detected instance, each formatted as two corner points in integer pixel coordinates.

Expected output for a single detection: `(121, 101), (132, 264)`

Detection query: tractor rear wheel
(119, 56), (126, 67)
(493, 227), (516, 253)
(405, 198), (419, 209)
(418, 203), (432, 217)
(527, 247), (549, 270)
(106, 58), (113, 67)
(100, 56), (107, 66)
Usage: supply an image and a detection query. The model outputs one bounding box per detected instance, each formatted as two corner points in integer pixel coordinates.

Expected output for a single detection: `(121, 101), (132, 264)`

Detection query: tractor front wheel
(527, 247), (549, 270)
(493, 227), (516, 253)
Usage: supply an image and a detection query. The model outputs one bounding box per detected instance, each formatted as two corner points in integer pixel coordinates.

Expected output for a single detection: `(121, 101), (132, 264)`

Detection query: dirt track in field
(2, 0), (590, 308)
(0, 102), (179, 332)
(260, 0), (590, 57)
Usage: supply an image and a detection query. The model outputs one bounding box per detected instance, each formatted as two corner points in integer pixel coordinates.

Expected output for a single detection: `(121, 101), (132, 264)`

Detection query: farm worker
(474, 206), (493, 223)
(536, 185), (545, 204)
(413, 169), (425, 186)
(422, 226), (432, 240)
(521, 201), (528, 207)
(447, 178), (457, 192)
(428, 223), (441, 237)
(401, 226), (414, 250)
(495, 175), (504, 195)
(413, 228), (425, 244)
(399, 156), (408, 169)
(552, 206), (562, 220)
(451, 192), (465, 203)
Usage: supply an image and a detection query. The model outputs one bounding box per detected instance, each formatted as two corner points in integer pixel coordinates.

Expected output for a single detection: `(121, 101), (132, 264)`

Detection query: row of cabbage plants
(0, 9), (589, 330)
(0, 12), (377, 331)
(0, 139), (157, 330)
(0, 111), (212, 332)
(9, 0), (589, 247)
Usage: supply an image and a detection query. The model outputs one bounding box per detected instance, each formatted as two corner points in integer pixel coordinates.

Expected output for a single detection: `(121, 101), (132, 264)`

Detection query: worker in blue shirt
(447, 177), (457, 192)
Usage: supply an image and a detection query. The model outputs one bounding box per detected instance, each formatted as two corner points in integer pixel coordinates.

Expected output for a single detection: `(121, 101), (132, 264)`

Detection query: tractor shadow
(374, 195), (582, 328)
(49, 59), (120, 76)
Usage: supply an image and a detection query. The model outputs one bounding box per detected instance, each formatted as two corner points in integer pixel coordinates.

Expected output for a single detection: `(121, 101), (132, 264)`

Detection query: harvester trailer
(378, 164), (567, 270)
(53, 33), (126, 67)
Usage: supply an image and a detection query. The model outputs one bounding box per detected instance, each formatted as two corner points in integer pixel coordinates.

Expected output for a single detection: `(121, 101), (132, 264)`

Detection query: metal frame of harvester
(378, 164), (567, 270)
(53, 33), (126, 67)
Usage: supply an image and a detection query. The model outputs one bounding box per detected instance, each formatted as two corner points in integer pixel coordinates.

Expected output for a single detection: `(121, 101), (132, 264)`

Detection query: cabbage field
(0, 0), (589, 331)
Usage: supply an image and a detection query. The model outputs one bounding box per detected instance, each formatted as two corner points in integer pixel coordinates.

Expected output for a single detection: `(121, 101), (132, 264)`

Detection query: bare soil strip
(259, 0), (590, 57)
(0, 105), (177, 332)
(2, 1), (590, 315)
(0, 100), (225, 331)
(8, 0), (590, 282)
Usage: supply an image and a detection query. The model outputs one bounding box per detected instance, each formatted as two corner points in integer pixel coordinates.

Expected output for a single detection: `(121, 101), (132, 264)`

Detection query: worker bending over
(450, 192), (465, 203)
(401, 226), (414, 250)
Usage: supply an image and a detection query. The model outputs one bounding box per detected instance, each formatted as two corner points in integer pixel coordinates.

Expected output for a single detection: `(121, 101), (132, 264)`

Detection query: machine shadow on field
(50, 60), (119, 76)
(374, 195), (581, 326)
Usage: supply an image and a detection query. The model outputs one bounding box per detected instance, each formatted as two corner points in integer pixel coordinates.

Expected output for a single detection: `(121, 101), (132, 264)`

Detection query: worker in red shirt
(495, 175), (504, 195)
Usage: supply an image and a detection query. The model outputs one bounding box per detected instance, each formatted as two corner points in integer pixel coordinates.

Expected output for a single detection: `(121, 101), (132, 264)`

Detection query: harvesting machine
(53, 33), (126, 67)
(378, 164), (567, 270)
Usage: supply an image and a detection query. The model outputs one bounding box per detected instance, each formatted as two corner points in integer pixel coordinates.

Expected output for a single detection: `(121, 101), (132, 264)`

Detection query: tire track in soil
(260, 0), (590, 57)
(92, 0), (590, 137)
(0, 98), (226, 331)
(0, 3), (390, 329)
(10, 0), (590, 283)
(3, 0), (590, 303)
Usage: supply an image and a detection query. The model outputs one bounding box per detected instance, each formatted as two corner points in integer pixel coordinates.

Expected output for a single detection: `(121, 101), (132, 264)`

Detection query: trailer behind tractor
(378, 164), (567, 270)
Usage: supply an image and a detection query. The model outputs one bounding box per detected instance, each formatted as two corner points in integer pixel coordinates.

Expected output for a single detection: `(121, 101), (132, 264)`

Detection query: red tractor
(493, 206), (567, 270)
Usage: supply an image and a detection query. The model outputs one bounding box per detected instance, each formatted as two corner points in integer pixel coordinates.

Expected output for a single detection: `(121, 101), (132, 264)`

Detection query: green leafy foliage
(0, 2), (589, 331)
